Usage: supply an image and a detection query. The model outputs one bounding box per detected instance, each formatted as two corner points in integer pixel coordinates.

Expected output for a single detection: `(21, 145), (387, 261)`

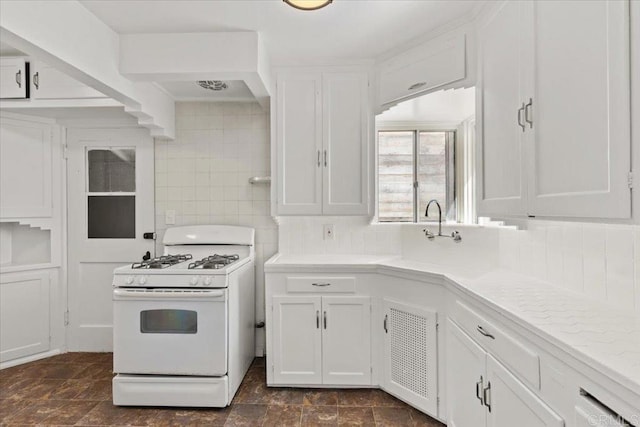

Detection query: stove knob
(125, 276), (134, 285)
(190, 276), (199, 286)
(138, 276), (147, 285)
(204, 276), (213, 286)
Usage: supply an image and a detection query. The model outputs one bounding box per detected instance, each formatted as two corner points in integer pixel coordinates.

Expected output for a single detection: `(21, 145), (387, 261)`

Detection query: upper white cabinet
(275, 70), (370, 216)
(377, 33), (466, 108)
(477, 0), (631, 219)
(31, 61), (106, 100)
(0, 57), (28, 99)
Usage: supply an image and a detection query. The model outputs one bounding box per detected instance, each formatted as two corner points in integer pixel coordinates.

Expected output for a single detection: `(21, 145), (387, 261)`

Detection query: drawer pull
(323, 311), (327, 329)
(475, 376), (484, 405)
(312, 282), (331, 287)
(383, 314), (388, 333)
(477, 325), (495, 340)
(16, 70), (21, 88)
(316, 310), (320, 329)
(483, 382), (492, 412)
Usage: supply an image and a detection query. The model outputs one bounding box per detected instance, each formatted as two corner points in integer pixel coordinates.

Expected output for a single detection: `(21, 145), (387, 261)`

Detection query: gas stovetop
(130, 254), (240, 270)
(131, 254), (193, 269)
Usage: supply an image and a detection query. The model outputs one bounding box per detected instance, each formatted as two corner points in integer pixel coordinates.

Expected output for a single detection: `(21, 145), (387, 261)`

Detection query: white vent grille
(389, 307), (431, 399)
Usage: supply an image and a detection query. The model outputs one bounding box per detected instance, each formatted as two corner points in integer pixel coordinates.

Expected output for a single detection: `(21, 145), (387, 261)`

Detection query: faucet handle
(451, 231), (462, 242)
(422, 229), (436, 240)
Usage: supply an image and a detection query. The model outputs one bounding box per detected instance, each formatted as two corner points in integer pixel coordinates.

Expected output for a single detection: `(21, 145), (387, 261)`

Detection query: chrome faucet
(422, 199), (462, 242)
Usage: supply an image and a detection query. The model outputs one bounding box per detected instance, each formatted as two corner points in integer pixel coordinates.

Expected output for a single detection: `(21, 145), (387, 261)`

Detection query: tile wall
(154, 101), (276, 354)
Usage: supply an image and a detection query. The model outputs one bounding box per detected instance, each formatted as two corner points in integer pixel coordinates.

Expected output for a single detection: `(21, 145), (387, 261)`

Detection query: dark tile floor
(0, 353), (445, 426)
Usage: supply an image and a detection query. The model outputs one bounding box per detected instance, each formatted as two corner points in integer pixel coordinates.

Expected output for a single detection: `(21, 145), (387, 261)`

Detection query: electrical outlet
(165, 210), (176, 225)
(323, 224), (335, 240)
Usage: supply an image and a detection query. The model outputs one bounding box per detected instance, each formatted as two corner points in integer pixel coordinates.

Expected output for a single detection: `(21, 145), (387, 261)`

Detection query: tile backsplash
(154, 101), (277, 354)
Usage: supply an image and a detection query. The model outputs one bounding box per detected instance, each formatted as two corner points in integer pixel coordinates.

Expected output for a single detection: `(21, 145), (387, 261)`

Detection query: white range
(111, 225), (256, 407)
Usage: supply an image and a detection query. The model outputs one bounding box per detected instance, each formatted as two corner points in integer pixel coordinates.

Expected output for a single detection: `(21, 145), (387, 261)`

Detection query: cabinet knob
(15, 70), (21, 88)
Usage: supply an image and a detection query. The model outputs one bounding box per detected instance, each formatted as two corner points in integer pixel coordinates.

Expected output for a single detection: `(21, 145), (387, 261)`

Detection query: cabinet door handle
(33, 72), (39, 90)
(475, 376), (484, 405)
(483, 382), (492, 412)
(517, 103), (525, 132)
(324, 150), (327, 167)
(312, 282), (330, 287)
(317, 150), (321, 167)
(477, 325), (495, 339)
(316, 310), (320, 329)
(383, 314), (388, 333)
(323, 311), (327, 329)
(524, 98), (533, 128)
(15, 70), (21, 88)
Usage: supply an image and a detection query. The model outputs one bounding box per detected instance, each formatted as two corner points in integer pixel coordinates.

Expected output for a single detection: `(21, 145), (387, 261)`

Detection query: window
(378, 130), (456, 223)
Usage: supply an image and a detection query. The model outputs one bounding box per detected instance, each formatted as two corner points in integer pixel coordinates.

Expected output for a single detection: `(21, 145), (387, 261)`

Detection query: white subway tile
(582, 224), (605, 298)
(605, 226), (635, 311)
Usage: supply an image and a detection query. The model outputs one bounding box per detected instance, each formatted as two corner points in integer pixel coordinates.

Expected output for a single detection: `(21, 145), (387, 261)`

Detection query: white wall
(154, 101), (275, 355)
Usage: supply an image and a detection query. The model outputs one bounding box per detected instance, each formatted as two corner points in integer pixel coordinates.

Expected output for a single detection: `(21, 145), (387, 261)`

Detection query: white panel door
(0, 270), (50, 362)
(67, 128), (154, 351)
(527, 0), (631, 218)
(321, 296), (371, 385)
(486, 355), (564, 427)
(0, 117), (52, 218)
(446, 320), (488, 427)
(32, 61), (106, 100)
(476, 1), (528, 216)
(276, 72), (323, 215)
(382, 299), (438, 417)
(322, 72), (369, 215)
(0, 57), (27, 99)
(271, 295), (322, 385)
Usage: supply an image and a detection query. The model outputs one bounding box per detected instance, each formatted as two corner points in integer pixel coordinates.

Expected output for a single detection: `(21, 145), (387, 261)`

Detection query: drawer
(286, 276), (356, 293)
(453, 301), (540, 390)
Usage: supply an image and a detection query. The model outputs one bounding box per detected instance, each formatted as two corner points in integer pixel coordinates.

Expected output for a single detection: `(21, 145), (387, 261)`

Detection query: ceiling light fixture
(283, 0), (332, 11)
(197, 80), (228, 91)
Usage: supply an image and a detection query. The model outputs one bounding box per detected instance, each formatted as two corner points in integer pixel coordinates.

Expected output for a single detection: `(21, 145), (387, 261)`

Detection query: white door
(271, 295), (322, 384)
(276, 72), (323, 215)
(0, 57), (27, 99)
(382, 299), (438, 417)
(67, 127), (155, 351)
(526, 0), (631, 218)
(476, 1), (528, 216)
(446, 319), (488, 427)
(486, 355), (564, 427)
(322, 72), (369, 215)
(32, 61), (107, 100)
(321, 296), (371, 385)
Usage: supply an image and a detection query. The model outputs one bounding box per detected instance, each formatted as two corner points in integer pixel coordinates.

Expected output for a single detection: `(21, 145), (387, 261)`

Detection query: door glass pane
(418, 132), (454, 221)
(88, 196), (135, 238)
(378, 131), (414, 222)
(140, 309), (197, 334)
(88, 149), (135, 192)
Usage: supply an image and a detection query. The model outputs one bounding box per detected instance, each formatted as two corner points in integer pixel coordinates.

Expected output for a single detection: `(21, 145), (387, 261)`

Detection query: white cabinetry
(275, 70), (369, 216)
(0, 58), (28, 99)
(382, 299), (438, 416)
(31, 61), (106, 100)
(477, 0), (631, 219)
(447, 319), (564, 427)
(271, 295), (371, 386)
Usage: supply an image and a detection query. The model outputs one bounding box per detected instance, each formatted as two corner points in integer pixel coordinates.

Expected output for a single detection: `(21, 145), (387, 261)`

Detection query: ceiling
(376, 87), (475, 123)
(158, 80), (255, 101)
(80, 0), (482, 64)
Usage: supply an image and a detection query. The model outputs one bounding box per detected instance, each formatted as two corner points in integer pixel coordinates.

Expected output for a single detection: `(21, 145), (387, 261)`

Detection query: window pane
(378, 131), (414, 222)
(140, 309), (197, 334)
(418, 132), (454, 221)
(88, 195), (135, 238)
(88, 149), (135, 192)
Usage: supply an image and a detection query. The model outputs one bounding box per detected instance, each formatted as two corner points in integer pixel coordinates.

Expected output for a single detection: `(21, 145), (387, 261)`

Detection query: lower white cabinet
(271, 295), (371, 386)
(447, 319), (564, 427)
(382, 299), (438, 416)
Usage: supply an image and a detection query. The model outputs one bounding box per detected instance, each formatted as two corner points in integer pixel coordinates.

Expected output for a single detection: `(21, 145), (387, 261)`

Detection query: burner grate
(132, 254), (192, 269)
(188, 254), (240, 270)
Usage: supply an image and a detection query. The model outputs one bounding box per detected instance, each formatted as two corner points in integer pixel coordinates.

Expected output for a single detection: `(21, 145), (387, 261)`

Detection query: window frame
(375, 124), (458, 224)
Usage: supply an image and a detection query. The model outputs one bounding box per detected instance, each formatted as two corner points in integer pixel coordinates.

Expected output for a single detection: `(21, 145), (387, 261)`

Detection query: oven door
(113, 288), (227, 376)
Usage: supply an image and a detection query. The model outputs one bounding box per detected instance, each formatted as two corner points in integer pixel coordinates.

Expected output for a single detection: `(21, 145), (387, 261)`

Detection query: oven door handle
(113, 289), (225, 300)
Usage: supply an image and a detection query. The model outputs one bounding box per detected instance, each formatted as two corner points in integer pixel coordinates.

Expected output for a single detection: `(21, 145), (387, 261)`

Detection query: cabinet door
(476, 1), (528, 216)
(321, 296), (371, 385)
(382, 299), (438, 416)
(486, 355), (564, 427)
(276, 73), (323, 215)
(0, 58), (27, 99)
(446, 320), (488, 427)
(321, 72), (369, 215)
(32, 61), (106, 99)
(526, 0), (631, 218)
(271, 296), (322, 384)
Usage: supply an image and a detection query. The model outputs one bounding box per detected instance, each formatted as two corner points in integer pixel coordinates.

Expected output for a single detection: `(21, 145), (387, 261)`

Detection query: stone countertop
(265, 253), (640, 400)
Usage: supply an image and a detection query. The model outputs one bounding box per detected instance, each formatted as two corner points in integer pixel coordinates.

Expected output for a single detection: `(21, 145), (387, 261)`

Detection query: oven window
(140, 309), (197, 334)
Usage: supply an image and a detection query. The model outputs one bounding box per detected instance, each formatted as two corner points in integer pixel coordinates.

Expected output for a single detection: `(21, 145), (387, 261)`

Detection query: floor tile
(372, 407), (413, 426)
(263, 404), (302, 426)
(303, 389), (339, 406)
(337, 389), (374, 407)
(338, 406), (375, 426)
(224, 403), (267, 426)
(301, 406), (339, 426)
